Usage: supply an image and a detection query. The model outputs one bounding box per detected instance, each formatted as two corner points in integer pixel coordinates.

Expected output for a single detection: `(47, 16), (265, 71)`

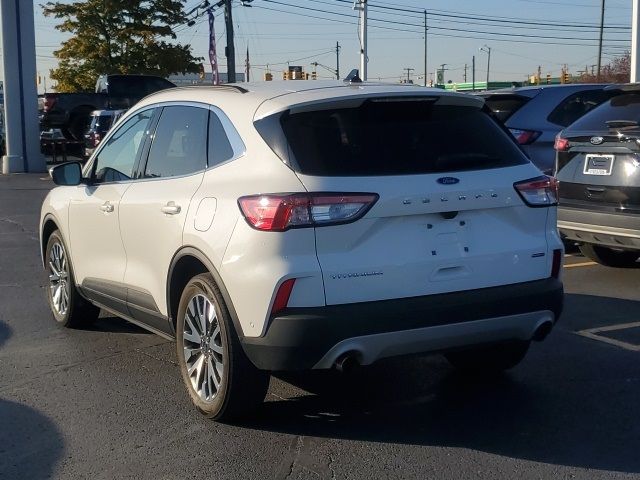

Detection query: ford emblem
(590, 136), (604, 145)
(437, 177), (460, 185)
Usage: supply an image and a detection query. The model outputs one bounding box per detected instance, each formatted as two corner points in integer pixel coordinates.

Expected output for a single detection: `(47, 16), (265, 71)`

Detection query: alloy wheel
(183, 294), (224, 402)
(48, 241), (69, 316)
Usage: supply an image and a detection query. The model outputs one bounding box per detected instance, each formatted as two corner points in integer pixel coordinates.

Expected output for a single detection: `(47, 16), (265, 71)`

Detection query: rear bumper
(558, 207), (640, 250)
(240, 278), (564, 371)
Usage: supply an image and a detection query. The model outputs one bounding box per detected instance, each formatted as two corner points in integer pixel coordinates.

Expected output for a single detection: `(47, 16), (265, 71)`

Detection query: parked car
(41, 81), (564, 420)
(83, 109), (126, 158)
(481, 84), (616, 174)
(556, 84), (640, 267)
(41, 74), (175, 141)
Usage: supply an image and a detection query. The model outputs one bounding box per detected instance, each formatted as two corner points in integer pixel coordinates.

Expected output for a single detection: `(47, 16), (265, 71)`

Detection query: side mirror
(50, 161), (83, 186)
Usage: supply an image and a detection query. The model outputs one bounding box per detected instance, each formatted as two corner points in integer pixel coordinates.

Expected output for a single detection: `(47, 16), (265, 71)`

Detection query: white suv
(41, 81), (564, 420)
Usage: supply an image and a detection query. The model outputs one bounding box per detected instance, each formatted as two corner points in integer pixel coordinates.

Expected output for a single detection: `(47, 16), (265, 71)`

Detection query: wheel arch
(167, 247), (245, 339)
(41, 214), (61, 268)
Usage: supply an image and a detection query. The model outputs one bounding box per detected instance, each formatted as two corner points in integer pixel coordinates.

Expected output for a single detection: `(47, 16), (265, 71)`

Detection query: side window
(93, 109), (154, 183)
(144, 106), (208, 178)
(208, 111), (235, 167)
(547, 90), (612, 127)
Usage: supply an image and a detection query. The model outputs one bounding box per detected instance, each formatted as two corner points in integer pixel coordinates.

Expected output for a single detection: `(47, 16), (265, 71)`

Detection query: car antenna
(344, 69), (362, 84)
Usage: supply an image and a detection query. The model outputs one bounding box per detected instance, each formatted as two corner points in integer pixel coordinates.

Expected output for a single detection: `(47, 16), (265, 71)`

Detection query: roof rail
(176, 84), (249, 94)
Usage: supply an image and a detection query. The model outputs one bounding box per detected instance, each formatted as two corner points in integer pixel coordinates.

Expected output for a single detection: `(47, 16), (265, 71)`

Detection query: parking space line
(564, 261), (597, 268)
(576, 321), (640, 352)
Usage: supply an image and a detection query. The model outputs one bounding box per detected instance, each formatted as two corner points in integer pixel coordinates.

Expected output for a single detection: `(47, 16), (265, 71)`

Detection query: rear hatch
(557, 92), (640, 214)
(256, 91), (555, 305)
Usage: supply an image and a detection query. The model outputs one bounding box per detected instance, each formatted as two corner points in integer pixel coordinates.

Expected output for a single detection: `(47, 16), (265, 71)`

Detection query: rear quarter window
(482, 94), (531, 122)
(261, 99), (528, 177)
(547, 89), (614, 127)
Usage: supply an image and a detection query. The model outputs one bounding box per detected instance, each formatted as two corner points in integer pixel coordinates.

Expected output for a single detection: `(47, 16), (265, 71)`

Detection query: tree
(43, 0), (201, 92)
(577, 51), (631, 84)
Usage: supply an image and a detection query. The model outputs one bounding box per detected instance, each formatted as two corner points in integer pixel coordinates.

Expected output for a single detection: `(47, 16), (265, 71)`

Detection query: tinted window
(144, 106), (208, 178)
(547, 89), (614, 127)
(483, 94), (531, 122)
(93, 109), (154, 183)
(208, 111), (234, 167)
(273, 100), (527, 176)
(566, 93), (640, 132)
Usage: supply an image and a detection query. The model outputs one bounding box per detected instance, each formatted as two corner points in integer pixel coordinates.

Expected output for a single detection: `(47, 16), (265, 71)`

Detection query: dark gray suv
(556, 85), (640, 267)
(482, 84), (614, 174)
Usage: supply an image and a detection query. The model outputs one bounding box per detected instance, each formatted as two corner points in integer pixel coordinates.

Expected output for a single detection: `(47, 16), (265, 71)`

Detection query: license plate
(584, 154), (614, 175)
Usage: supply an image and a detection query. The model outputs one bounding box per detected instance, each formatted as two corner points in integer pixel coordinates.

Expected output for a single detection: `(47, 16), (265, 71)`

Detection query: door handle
(161, 202), (181, 215)
(100, 202), (114, 213)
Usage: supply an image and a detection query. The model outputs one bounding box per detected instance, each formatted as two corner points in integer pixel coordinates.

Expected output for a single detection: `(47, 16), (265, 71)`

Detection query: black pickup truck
(40, 74), (175, 140)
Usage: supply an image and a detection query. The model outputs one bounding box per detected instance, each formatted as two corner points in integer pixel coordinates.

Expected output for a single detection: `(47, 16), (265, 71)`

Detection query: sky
(27, 0), (635, 92)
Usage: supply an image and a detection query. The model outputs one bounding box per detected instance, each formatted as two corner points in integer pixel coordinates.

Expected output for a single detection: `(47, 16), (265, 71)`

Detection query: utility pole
(480, 45), (491, 90)
(463, 64), (468, 82)
(224, 0), (236, 82)
(336, 41), (341, 79)
(597, 0), (605, 80)
(404, 67), (414, 83)
(472, 55), (476, 91)
(423, 10), (428, 87)
(632, 0), (639, 82)
(0, 0), (45, 173)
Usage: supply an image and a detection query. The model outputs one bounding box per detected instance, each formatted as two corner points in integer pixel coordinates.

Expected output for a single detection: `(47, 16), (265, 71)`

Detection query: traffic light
(264, 72), (273, 81)
(546, 74), (551, 85)
(283, 71), (289, 80)
(311, 71), (317, 80)
(563, 72), (571, 84)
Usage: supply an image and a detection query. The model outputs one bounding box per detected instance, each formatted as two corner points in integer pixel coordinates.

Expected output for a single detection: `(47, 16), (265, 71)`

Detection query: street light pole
(423, 10), (427, 87)
(224, 0), (236, 83)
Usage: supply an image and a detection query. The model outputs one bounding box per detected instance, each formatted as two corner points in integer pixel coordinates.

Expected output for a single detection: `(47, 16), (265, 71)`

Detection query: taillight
(238, 193), (379, 231)
(509, 128), (541, 145)
(551, 249), (562, 278)
(514, 176), (558, 207)
(554, 135), (570, 151)
(271, 278), (296, 315)
(43, 96), (57, 113)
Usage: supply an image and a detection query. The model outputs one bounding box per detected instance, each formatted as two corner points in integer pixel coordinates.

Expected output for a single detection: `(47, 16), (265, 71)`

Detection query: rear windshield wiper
(606, 119), (639, 129)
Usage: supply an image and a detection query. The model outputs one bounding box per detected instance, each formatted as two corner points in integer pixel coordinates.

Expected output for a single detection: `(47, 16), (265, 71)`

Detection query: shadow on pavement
(85, 315), (149, 335)
(251, 363), (639, 474)
(241, 293), (640, 474)
(0, 320), (12, 348)
(0, 321), (64, 479)
(0, 399), (65, 480)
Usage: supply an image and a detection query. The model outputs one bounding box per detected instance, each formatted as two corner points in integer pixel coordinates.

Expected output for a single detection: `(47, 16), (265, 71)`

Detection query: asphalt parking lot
(1, 174), (639, 480)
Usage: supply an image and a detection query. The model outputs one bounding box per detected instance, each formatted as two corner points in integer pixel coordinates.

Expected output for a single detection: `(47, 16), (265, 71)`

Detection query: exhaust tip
(334, 352), (360, 373)
(533, 321), (553, 341)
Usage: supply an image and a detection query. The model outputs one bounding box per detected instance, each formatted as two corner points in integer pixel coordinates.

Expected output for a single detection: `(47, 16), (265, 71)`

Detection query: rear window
(566, 93), (640, 132)
(547, 89), (614, 127)
(263, 99), (527, 176)
(482, 94), (531, 122)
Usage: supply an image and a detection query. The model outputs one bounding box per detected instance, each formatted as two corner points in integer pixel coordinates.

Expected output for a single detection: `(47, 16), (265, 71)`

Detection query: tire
(445, 340), (530, 373)
(176, 273), (269, 420)
(579, 243), (639, 268)
(45, 230), (100, 328)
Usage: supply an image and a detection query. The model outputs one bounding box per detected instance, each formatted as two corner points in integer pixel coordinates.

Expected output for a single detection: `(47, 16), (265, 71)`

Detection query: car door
(118, 104), (209, 332)
(68, 108), (156, 312)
